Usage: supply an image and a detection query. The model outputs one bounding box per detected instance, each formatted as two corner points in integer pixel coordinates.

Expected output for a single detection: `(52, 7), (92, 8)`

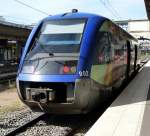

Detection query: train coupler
(26, 88), (54, 103)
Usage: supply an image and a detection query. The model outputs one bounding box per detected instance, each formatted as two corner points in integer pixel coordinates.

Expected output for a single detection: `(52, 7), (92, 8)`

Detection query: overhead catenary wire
(14, 0), (49, 15)
(106, 0), (122, 20)
(99, 0), (121, 20)
(99, 0), (120, 20)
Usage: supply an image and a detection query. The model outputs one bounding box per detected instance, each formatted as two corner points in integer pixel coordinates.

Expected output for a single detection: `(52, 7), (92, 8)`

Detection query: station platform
(86, 61), (150, 136)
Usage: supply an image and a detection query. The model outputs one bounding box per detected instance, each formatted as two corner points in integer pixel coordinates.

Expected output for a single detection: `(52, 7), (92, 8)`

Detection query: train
(16, 10), (142, 114)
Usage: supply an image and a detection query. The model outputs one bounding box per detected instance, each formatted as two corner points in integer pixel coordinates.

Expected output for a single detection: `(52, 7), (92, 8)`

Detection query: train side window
(93, 32), (111, 64)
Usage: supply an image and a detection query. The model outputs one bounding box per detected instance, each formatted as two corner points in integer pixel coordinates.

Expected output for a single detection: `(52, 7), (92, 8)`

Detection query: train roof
(44, 11), (106, 20)
(43, 11), (137, 42)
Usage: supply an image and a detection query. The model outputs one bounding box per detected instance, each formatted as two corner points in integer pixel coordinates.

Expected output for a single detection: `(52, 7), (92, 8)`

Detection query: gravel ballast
(0, 108), (42, 136)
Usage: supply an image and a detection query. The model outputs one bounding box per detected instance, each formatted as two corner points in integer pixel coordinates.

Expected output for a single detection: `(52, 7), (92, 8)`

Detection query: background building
(116, 19), (150, 39)
(116, 19), (150, 53)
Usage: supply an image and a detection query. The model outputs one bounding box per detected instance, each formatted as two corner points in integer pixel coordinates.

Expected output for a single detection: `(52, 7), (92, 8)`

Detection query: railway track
(15, 114), (84, 136)
(1, 112), (99, 136)
(4, 113), (46, 136)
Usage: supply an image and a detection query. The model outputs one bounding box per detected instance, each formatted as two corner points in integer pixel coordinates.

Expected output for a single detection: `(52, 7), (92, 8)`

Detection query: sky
(0, 0), (147, 25)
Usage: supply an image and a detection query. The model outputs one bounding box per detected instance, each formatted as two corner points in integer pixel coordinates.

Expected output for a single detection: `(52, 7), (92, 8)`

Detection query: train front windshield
(21, 19), (86, 75)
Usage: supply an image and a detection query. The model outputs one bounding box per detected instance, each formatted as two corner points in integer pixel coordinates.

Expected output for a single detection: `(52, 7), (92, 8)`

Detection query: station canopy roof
(0, 20), (31, 41)
(145, 0), (150, 20)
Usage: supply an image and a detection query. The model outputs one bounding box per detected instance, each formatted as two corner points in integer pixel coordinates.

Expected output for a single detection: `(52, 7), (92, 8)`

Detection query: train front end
(16, 13), (102, 114)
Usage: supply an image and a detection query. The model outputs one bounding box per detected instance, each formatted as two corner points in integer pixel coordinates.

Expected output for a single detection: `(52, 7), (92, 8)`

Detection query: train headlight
(63, 66), (76, 74)
(70, 67), (76, 73)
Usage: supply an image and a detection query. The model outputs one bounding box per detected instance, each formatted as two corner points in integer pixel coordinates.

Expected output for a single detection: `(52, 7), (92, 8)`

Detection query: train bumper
(16, 77), (101, 114)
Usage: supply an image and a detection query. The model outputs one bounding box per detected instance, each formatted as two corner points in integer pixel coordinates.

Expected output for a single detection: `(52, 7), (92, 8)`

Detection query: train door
(134, 45), (137, 71)
(126, 41), (130, 79)
(130, 43), (135, 73)
(136, 44), (141, 68)
(126, 41), (135, 74)
(126, 41), (137, 79)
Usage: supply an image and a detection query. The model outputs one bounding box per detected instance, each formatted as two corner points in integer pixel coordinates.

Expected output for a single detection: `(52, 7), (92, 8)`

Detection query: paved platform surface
(86, 61), (150, 136)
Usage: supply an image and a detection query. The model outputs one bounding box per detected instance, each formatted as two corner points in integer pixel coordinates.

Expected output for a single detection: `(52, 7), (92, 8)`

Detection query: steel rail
(5, 113), (46, 136)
